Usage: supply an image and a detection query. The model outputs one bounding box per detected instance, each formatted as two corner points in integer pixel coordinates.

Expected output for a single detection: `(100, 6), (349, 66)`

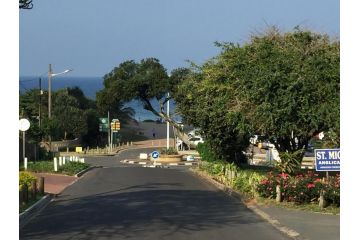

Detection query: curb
(75, 166), (98, 177)
(190, 169), (303, 240)
(121, 159), (198, 166)
(19, 194), (53, 229)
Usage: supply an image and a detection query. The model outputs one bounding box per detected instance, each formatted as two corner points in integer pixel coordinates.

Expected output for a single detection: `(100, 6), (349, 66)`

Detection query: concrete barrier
(139, 153), (148, 160)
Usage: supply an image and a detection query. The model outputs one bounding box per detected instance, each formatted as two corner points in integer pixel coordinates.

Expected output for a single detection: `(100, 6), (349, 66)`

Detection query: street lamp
(167, 92), (170, 149)
(48, 64), (72, 118)
(47, 64), (72, 154)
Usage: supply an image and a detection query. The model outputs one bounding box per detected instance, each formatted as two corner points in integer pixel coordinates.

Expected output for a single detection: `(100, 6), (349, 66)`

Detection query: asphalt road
(20, 149), (291, 240)
(84, 147), (162, 168)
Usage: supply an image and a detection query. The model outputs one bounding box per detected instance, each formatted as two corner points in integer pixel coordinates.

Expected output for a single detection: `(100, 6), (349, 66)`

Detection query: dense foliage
(175, 27), (339, 169)
(20, 86), (101, 147)
(19, 171), (37, 190)
(98, 58), (190, 131)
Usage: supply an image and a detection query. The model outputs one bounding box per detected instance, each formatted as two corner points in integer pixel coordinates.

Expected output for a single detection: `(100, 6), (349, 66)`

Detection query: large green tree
(228, 28), (340, 154)
(97, 58), (188, 130)
(175, 27), (339, 167)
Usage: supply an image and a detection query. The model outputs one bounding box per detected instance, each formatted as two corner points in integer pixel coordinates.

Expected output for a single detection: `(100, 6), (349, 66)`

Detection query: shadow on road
(20, 184), (265, 239)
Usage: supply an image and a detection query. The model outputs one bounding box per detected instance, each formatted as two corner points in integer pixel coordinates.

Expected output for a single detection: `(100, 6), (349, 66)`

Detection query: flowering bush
(257, 171), (340, 206)
(19, 171), (37, 190)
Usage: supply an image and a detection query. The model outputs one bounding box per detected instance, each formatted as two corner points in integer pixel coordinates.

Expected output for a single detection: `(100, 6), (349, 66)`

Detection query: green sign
(99, 118), (108, 124)
(99, 118), (109, 132)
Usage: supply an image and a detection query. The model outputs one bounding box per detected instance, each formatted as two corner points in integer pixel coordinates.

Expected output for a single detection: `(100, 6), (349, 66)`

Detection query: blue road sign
(151, 151), (160, 160)
(315, 149), (340, 171)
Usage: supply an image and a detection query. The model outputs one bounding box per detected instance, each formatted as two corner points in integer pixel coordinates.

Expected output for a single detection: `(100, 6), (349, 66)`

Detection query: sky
(19, 0), (340, 77)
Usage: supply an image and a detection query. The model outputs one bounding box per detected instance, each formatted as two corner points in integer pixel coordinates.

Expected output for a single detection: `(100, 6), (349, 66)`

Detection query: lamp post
(48, 64), (72, 118)
(167, 92), (170, 149)
(47, 64), (72, 153)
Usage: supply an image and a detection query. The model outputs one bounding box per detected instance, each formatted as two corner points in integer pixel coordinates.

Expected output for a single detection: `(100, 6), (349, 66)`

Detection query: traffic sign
(315, 149), (340, 171)
(111, 119), (121, 130)
(99, 118), (109, 132)
(19, 118), (30, 131)
(151, 151), (160, 160)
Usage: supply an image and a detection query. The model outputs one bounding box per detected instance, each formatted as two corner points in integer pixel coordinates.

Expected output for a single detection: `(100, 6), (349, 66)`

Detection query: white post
(167, 92), (170, 149)
(58, 156), (62, 166)
(53, 157), (58, 171)
(108, 111), (111, 152)
(24, 157), (28, 170)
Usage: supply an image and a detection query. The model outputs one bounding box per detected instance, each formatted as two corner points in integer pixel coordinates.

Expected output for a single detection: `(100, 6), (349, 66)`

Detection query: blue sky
(19, 0), (339, 77)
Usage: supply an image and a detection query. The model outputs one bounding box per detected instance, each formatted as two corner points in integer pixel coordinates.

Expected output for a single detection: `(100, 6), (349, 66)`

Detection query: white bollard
(54, 157), (58, 172)
(58, 157), (62, 166)
(76, 156), (79, 162)
(80, 158), (85, 163)
(62, 157), (66, 165)
(24, 157), (28, 170)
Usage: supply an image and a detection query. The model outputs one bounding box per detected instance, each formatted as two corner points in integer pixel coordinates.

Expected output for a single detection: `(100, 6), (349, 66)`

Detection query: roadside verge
(190, 168), (303, 240)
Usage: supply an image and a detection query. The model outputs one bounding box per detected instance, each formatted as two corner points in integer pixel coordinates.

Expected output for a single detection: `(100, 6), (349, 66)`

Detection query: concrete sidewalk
(253, 204), (340, 240)
(32, 173), (78, 195)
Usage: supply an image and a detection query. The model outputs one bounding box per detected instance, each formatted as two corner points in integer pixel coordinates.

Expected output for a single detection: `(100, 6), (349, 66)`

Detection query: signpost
(110, 119), (121, 151)
(151, 151), (160, 165)
(315, 149), (340, 172)
(19, 118), (31, 170)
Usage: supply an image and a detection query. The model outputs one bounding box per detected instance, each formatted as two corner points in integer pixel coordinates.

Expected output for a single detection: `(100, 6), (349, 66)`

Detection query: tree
(19, 0), (33, 9)
(20, 89), (47, 143)
(98, 58), (189, 130)
(52, 89), (88, 140)
(228, 27), (340, 155)
(174, 63), (250, 164)
(175, 27), (339, 168)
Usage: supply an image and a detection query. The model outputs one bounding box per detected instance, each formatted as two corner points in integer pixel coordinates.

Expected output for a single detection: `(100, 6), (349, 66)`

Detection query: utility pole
(167, 92), (170, 149)
(48, 64), (52, 118)
(108, 111), (111, 151)
(39, 77), (42, 127)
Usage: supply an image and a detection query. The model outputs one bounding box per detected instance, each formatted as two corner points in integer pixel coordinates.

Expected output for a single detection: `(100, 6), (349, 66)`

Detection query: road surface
(20, 148), (290, 240)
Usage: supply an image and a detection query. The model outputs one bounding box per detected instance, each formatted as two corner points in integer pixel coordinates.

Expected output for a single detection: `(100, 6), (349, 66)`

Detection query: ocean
(19, 76), (179, 121)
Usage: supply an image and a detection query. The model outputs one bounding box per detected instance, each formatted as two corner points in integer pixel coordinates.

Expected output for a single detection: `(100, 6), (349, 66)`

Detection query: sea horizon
(19, 76), (180, 122)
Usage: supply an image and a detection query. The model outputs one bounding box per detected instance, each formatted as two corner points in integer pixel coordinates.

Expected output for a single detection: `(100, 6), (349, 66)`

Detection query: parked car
(188, 128), (201, 138)
(249, 135), (267, 146)
(188, 136), (204, 146)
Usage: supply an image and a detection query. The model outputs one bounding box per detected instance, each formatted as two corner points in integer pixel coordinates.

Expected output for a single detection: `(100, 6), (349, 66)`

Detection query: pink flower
(314, 178), (321, 183)
(260, 179), (269, 185)
(307, 183), (315, 188)
(278, 173), (289, 179)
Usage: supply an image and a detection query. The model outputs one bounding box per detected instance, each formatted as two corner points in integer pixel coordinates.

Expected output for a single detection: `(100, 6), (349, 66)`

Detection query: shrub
(58, 162), (90, 175)
(256, 171), (340, 206)
(25, 160), (90, 176)
(26, 161), (54, 173)
(199, 160), (267, 198)
(160, 147), (178, 155)
(234, 170), (267, 198)
(197, 142), (220, 162)
(19, 171), (37, 190)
